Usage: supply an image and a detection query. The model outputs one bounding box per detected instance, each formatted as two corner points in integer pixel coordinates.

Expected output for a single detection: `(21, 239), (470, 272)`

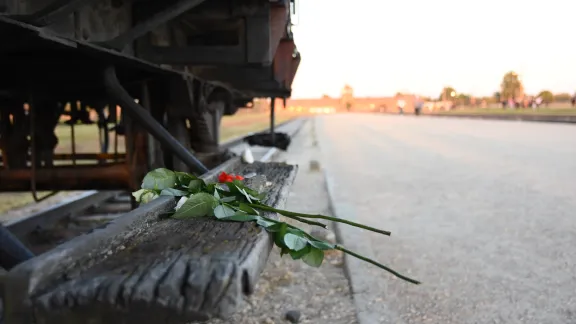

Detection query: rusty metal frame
(104, 0), (207, 50)
(28, 97), (59, 202)
(103, 65), (209, 174)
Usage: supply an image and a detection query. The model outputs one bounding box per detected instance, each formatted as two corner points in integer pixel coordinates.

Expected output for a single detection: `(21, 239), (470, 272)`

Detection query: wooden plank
(2, 158), (298, 324)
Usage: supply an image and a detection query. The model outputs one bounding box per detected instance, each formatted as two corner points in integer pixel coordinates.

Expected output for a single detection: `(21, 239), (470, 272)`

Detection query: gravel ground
(317, 114), (576, 324)
(207, 119), (358, 324)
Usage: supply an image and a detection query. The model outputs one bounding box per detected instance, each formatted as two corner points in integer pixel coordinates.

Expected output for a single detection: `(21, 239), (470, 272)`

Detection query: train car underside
(0, 0), (301, 194)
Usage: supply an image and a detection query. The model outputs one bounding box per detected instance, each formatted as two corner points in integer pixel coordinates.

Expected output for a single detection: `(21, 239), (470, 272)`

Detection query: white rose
(132, 189), (147, 202)
(132, 189), (160, 204)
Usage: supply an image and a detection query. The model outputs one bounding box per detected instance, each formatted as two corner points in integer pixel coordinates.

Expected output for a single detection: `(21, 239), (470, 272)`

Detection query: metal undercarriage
(0, 0), (301, 194)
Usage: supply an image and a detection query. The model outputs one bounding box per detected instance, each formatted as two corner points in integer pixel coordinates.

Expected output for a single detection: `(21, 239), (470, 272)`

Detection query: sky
(289, 0), (576, 99)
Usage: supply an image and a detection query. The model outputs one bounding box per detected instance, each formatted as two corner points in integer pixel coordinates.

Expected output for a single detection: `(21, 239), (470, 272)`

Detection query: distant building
(340, 84), (354, 111)
(285, 94), (419, 114)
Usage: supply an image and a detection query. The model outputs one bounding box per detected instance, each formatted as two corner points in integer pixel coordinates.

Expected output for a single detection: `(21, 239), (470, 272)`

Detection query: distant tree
(554, 93), (571, 102)
(538, 90), (554, 104)
(439, 87), (456, 101)
(493, 92), (501, 102)
(456, 93), (471, 106)
(482, 96), (496, 104)
(500, 71), (523, 100)
(322, 94), (331, 99)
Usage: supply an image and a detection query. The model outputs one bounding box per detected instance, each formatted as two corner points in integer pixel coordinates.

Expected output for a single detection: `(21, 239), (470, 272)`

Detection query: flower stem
(335, 245), (421, 285)
(281, 214), (327, 229)
(249, 204), (391, 236)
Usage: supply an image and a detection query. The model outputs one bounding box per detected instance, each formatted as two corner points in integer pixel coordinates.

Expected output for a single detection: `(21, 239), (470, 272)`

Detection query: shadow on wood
(1, 158), (298, 324)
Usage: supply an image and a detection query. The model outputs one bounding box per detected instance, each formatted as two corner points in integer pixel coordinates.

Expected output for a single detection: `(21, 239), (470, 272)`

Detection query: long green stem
(336, 245), (421, 285)
(281, 214), (327, 229)
(249, 204), (391, 236)
(259, 215), (326, 230)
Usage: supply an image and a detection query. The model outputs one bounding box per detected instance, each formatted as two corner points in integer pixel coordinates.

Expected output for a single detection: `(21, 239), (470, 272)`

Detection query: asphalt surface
(318, 114), (576, 324)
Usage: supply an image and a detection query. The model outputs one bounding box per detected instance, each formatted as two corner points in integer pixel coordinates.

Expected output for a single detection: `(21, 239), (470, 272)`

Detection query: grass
(0, 111), (299, 215)
(434, 107), (576, 116)
(220, 114), (295, 140)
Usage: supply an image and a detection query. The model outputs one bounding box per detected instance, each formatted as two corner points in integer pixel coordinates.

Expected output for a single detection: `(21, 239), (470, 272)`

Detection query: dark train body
(0, 0), (300, 193)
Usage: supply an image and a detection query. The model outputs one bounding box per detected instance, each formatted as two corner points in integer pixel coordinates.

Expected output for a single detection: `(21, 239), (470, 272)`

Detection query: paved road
(317, 114), (576, 324)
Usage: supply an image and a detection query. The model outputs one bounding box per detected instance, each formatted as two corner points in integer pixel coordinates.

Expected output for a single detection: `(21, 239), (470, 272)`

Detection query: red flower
(218, 172), (244, 183)
(218, 172), (230, 183)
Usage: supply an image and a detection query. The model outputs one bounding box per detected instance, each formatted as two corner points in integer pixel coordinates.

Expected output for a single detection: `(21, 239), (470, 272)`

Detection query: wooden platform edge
(1, 158), (299, 324)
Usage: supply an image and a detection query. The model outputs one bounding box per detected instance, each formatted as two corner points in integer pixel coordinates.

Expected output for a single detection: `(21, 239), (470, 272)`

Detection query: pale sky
(290, 0), (576, 99)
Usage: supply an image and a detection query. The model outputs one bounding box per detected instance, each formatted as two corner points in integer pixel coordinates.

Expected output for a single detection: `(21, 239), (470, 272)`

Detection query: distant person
(508, 98), (515, 110)
(535, 96), (543, 110)
(397, 99), (406, 115)
(571, 93), (576, 107)
(414, 97), (423, 116)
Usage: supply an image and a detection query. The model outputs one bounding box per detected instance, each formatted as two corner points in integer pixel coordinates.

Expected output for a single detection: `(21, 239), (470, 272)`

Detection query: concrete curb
(323, 169), (404, 324)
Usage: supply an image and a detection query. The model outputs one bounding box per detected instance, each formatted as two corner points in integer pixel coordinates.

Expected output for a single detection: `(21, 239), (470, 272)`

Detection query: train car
(0, 0), (301, 194)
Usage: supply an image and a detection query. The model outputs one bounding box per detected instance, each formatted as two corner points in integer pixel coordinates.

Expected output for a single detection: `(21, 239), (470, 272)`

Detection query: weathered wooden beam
(2, 158), (298, 324)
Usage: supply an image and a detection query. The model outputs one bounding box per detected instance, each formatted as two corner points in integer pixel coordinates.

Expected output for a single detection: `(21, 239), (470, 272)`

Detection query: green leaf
(265, 222), (286, 233)
(257, 217), (277, 228)
(302, 247), (324, 267)
(272, 223), (289, 248)
(188, 179), (204, 193)
(175, 172), (197, 187)
(205, 183), (216, 194)
(309, 239), (336, 251)
(213, 204), (236, 219)
(220, 196), (236, 203)
(160, 188), (188, 197)
(224, 182), (240, 193)
(284, 233), (308, 251)
(220, 214), (260, 222)
(213, 189), (221, 200)
(280, 247), (291, 257)
(142, 168), (177, 190)
(237, 187), (253, 203)
(226, 182), (261, 203)
(235, 181), (262, 198)
(286, 227), (309, 239)
(289, 245), (311, 260)
(171, 193), (218, 219)
(238, 203), (259, 215)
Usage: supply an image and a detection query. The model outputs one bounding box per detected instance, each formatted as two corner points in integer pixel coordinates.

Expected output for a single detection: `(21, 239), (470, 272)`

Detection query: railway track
(1, 117), (305, 257)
